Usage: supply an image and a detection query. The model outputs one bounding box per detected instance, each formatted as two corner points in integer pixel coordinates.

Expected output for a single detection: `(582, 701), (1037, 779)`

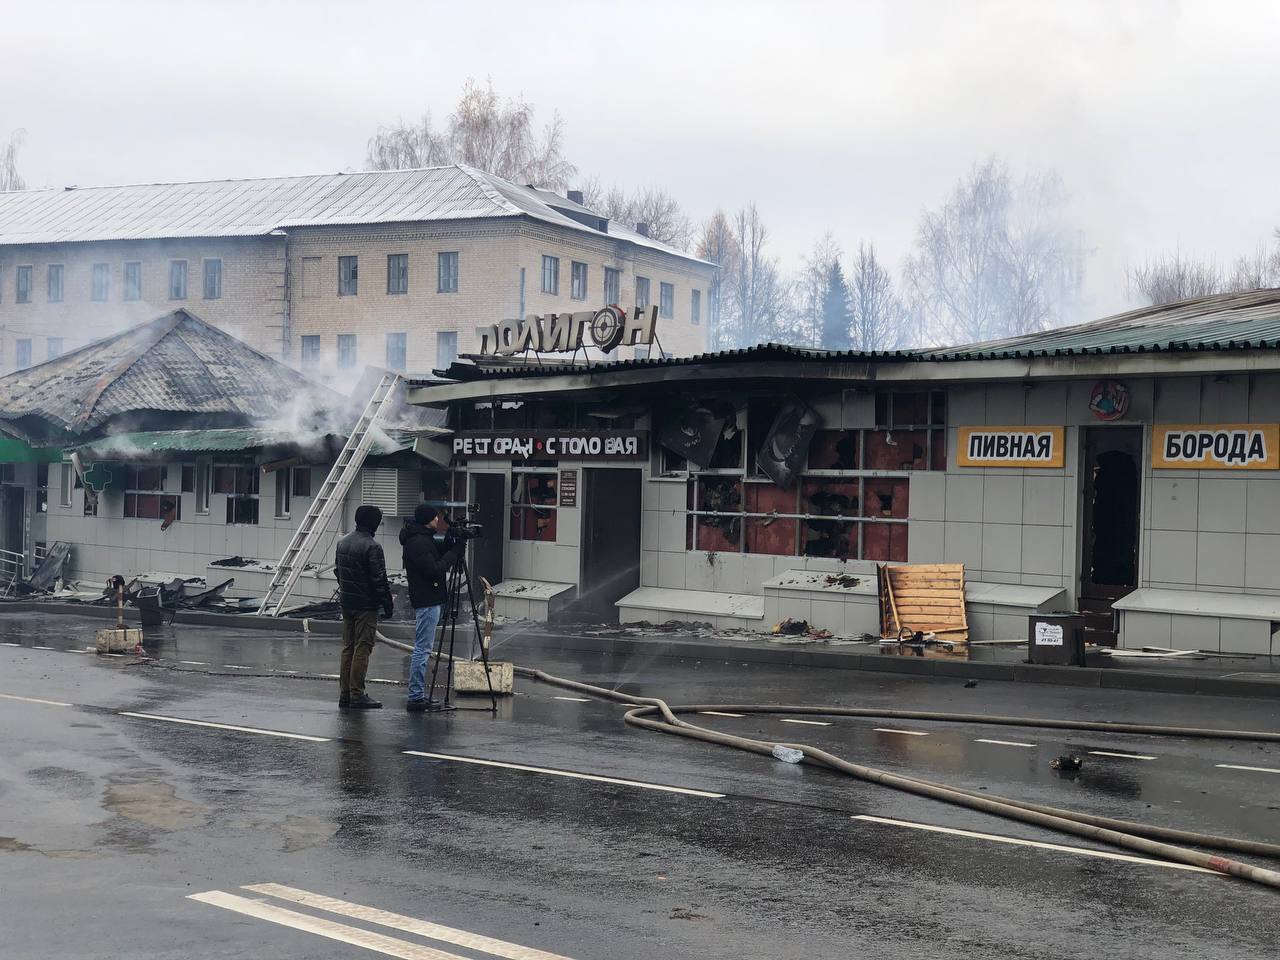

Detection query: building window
(437, 252), (459, 293)
(541, 255), (559, 295)
(15, 266), (31, 303)
(509, 469), (558, 542)
(604, 267), (620, 305)
(274, 471), (291, 519)
(169, 260), (188, 300)
(386, 332), (407, 372)
(59, 462), (73, 507)
(215, 465), (259, 525)
(691, 289), (702, 325)
(338, 334), (357, 368)
(301, 256), (321, 298)
(91, 263), (110, 301)
(123, 464), (179, 523)
(338, 256), (358, 296)
(300, 335), (320, 370)
(291, 467), (312, 498)
(387, 254), (408, 295)
(181, 465), (195, 493)
(436, 331), (458, 369)
(47, 264), (64, 302)
(570, 261), (588, 300)
(15, 339), (31, 369)
(194, 460), (211, 514)
(203, 258), (222, 299)
(46, 337), (63, 360)
(124, 261), (141, 301)
(659, 281), (674, 319)
(636, 276), (650, 310)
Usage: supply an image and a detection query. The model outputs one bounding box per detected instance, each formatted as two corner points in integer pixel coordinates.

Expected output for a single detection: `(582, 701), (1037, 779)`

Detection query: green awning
(74, 428), (407, 459)
(0, 437), (62, 463)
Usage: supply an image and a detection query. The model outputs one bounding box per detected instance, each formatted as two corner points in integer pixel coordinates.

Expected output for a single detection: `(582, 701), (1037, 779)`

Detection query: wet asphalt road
(3, 612), (1280, 959)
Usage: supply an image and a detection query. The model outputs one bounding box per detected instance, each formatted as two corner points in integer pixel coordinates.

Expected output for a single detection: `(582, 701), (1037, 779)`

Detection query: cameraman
(399, 504), (461, 712)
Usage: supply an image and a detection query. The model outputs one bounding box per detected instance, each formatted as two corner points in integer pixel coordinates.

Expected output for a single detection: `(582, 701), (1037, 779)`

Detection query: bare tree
(718, 206), (791, 348)
(1128, 250), (1224, 305)
(579, 180), (692, 249)
(696, 210), (739, 348)
(904, 158), (1085, 345)
(366, 79), (577, 190)
(1225, 243), (1280, 293)
(1, 129), (25, 192)
(848, 242), (906, 351)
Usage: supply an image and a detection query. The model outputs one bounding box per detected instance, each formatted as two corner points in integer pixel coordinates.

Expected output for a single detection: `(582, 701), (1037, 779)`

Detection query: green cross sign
(83, 461), (120, 493)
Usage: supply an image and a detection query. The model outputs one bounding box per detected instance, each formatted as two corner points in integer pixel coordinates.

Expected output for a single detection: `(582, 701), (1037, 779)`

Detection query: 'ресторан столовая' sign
(451, 430), (649, 463)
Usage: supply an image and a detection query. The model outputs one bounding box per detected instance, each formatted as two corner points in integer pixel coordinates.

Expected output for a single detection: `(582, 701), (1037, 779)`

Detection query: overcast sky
(5, 0), (1280, 317)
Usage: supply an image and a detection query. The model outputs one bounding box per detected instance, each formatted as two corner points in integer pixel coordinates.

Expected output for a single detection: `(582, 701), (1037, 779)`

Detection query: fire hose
(375, 633), (1280, 891)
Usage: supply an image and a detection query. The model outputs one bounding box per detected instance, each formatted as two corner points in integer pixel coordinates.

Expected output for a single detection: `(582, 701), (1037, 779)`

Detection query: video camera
(443, 504), (484, 543)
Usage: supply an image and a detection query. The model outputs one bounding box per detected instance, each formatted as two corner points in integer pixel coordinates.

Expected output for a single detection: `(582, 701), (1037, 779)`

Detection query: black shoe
(348, 694), (382, 710)
(405, 698), (428, 713)
(338, 695), (350, 709)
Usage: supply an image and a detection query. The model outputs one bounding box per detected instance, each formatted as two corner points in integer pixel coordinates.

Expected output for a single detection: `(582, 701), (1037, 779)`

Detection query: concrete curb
(7, 601), (1279, 699)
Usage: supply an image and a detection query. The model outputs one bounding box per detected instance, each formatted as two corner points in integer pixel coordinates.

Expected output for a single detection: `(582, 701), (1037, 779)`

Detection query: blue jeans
(407, 604), (443, 701)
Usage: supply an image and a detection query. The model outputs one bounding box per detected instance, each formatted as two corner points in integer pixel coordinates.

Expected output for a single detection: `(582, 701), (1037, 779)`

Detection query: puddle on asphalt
(280, 815), (340, 852)
(103, 781), (208, 830)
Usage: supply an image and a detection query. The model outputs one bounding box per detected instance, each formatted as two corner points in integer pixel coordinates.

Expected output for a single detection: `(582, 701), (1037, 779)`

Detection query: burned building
(411, 289), (1280, 656)
(0, 308), (439, 595)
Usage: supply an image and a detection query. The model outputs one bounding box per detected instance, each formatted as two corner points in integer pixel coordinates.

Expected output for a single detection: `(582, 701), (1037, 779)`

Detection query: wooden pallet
(877, 562), (969, 659)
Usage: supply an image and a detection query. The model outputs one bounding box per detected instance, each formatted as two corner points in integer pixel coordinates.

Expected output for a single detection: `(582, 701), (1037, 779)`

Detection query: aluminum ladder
(257, 372), (400, 616)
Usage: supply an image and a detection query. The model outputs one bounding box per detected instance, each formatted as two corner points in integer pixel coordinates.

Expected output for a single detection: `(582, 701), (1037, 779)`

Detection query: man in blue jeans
(399, 504), (460, 711)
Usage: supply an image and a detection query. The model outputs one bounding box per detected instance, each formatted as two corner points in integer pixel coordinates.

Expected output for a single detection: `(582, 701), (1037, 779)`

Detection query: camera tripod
(423, 546), (498, 714)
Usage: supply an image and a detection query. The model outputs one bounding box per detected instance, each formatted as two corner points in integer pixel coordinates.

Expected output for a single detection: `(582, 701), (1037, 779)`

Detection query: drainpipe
(518, 266), (526, 319)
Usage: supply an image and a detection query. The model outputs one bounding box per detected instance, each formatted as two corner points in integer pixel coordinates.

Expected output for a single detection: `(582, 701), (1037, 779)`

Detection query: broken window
(124, 464), (179, 523)
(744, 482), (796, 556)
(509, 470), (558, 541)
(215, 464), (259, 526)
(292, 467), (312, 498)
(692, 476), (742, 551)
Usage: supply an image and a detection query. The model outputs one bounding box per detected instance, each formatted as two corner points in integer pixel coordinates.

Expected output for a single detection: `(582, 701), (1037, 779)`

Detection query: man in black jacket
(399, 504), (460, 711)
(335, 504), (394, 709)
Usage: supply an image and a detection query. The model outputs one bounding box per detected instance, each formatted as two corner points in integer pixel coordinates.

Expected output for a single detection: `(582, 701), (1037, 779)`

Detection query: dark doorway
(469, 473), (505, 587)
(2, 486), (23, 558)
(1079, 427), (1143, 645)
(577, 468), (642, 621)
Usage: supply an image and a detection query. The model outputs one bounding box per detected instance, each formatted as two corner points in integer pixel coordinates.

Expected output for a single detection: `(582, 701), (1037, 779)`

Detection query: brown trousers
(340, 609), (379, 698)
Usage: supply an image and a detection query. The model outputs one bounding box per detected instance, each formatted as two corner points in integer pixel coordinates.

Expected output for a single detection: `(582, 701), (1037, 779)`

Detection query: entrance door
(578, 468), (642, 621)
(1078, 427), (1143, 645)
(469, 473), (505, 587)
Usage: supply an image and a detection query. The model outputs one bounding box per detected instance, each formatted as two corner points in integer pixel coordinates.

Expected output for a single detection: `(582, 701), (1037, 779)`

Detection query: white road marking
(404, 751), (724, 798)
(780, 718), (832, 726)
(99, 652), (124, 658)
(0, 692), (72, 707)
(119, 712), (330, 742)
(553, 696), (592, 702)
(32, 645), (53, 650)
(698, 710), (745, 718)
(0, 641), (19, 646)
(976, 738), (1037, 748)
(245, 883), (576, 960)
(319, 673), (340, 679)
(874, 728), (928, 736)
(223, 664), (252, 670)
(179, 660), (207, 666)
(189, 891), (471, 959)
(1088, 750), (1157, 760)
(1216, 763), (1280, 775)
(853, 815), (1216, 874)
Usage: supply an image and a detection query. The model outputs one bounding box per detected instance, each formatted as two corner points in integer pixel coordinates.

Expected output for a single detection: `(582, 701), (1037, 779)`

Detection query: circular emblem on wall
(589, 305), (626, 352)
(1089, 379), (1130, 421)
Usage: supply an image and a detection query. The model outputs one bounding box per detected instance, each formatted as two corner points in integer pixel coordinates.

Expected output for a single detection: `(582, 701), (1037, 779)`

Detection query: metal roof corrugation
(0, 165), (711, 265)
(74, 428), (404, 458)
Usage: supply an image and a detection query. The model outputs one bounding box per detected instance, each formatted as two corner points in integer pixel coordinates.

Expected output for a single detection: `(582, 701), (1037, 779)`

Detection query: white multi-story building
(0, 166), (716, 377)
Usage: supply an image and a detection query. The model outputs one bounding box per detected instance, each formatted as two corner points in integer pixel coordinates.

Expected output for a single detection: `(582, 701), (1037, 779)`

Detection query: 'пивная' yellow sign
(1151, 424), (1280, 470)
(957, 426), (1065, 468)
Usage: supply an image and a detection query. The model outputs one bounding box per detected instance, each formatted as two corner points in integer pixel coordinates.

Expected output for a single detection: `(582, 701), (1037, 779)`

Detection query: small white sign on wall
(1034, 622), (1064, 646)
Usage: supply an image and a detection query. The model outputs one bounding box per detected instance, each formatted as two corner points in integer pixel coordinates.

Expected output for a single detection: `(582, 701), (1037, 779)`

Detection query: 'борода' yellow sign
(957, 427), (1065, 468)
(1152, 424), (1280, 470)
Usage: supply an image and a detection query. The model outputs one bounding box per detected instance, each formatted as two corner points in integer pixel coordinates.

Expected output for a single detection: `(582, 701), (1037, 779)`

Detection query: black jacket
(335, 526), (393, 614)
(399, 520), (458, 609)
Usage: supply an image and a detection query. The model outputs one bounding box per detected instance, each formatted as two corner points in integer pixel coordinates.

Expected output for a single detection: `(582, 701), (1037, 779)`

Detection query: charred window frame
(36, 463), (48, 514)
(215, 464), (260, 525)
(421, 467), (468, 516)
(274, 469), (292, 519)
(194, 460), (211, 514)
(123, 464), (180, 523)
(59, 462), (73, 507)
(682, 390), (944, 561)
(292, 467), (312, 498)
(509, 467), (559, 542)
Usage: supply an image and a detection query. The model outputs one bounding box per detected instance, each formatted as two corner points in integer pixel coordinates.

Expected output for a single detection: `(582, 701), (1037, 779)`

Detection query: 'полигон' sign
(451, 430), (649, 463)
(1152, 424), (1280, 470)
